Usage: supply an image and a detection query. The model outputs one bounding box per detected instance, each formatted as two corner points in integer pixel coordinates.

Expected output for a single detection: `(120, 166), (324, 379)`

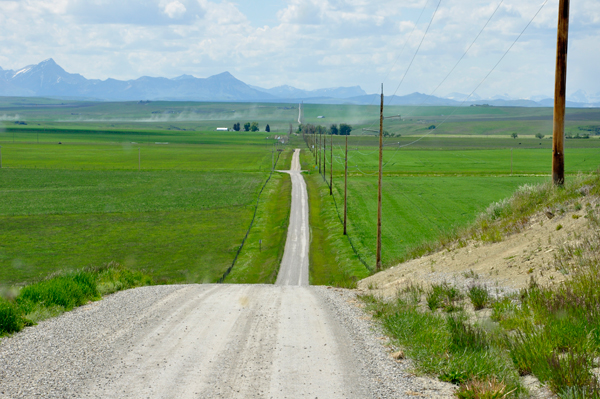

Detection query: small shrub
(546, 351), (597, 394)
(557, 224), (563, 231)
(427, 285), (445, 311)
(457, 377), (511, 399)
(468, 285), (490, 310)
(448, 315), (489, 352)
(0, 298), (26, 336)
(463, 270), (479, 279)
(399, 283), (423, 305)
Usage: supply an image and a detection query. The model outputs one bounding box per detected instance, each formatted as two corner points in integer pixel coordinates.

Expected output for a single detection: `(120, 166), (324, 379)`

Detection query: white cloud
(0, 0), (597, 99)
(162, 1), (186, 19)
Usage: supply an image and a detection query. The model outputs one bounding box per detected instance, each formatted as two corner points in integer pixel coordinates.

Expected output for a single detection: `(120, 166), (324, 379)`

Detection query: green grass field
(0, 119), (292, 285)
(1, 97), (599, 286)
(0, 168), (270, 284)
(299, 127), (600, 273)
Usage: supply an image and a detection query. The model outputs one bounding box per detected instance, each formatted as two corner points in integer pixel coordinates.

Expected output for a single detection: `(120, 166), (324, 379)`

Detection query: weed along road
(1, 148), (441, 399)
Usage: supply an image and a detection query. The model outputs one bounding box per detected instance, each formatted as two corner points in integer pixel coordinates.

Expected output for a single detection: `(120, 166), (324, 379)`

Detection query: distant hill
(0, 59), (275, 102)
(0, 59), (598, 107)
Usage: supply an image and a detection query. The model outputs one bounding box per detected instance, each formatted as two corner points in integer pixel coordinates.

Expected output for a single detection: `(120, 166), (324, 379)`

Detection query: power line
(388, 0), (443, 104)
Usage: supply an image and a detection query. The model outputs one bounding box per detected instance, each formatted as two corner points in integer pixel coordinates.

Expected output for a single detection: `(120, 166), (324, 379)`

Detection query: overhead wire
(376, 0), (549, 169)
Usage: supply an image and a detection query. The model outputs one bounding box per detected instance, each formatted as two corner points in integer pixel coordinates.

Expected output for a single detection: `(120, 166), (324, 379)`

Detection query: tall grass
(0, 263), (157, 336)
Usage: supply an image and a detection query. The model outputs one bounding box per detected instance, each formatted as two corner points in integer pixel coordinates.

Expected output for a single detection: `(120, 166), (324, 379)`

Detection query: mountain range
(1, 59), (598, 108)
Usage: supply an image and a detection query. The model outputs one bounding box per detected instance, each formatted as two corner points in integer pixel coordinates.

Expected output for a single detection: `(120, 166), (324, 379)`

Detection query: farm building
(216, 127), (228, 131)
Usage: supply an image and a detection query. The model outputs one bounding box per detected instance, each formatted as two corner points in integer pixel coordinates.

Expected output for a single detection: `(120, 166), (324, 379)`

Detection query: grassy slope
(226, 169), (293, 283)
(299, 148), (371, 286)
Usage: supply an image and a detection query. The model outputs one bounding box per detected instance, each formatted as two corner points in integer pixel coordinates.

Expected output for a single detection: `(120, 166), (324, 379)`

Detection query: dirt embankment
(358, 196), (600, 298)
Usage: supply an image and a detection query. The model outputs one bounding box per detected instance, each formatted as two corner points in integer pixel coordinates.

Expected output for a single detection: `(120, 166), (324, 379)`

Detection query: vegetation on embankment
(0, 262), (157, 337)
(361, 170), (600, 398)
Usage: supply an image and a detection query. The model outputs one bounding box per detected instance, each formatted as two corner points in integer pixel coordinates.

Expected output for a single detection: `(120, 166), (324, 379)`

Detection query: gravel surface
(0, 284), (454, 398)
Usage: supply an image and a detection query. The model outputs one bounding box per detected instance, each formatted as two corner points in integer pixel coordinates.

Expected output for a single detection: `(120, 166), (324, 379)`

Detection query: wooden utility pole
(330, 132), (333, 195)
(319, 130), (322, 174)
(376, 83), (383, 272)
(552, 0), (570, 185)
(324, 131), (327, 179)
(343, 136), (348, 235)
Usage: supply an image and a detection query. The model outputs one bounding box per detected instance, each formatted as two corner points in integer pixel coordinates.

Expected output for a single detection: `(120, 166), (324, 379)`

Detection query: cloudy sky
(0, 0), (598, 99)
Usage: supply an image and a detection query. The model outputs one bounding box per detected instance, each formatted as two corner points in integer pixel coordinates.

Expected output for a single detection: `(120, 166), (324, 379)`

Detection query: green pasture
(1, 96), (599, 287)
(0, 127), (283, 146)
(329, 147), (600, 176)
(0, 142), (276, 171)
(338, 175), (545, 267)
(0, 168), (272, 284)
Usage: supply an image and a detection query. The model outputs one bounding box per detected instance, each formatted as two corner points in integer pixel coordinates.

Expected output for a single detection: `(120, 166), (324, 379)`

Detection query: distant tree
(511, 132), (518, 139)
(330, 124), (339, 135)
(233, 122), (240, 131)
(265, 124), (271, 132)
(243, 122), (251, 132)
(428, 125), (436, 130)
(339, 123), (352, 136)
(316, 125), (326, 135)
(535, 133), (545, 139)
(250, 122), (259, 132)
(383, 130), (391, 137)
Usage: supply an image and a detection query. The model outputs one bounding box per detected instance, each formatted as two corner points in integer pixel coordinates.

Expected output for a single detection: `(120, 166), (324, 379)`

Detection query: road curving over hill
(0, 149), (453, 398)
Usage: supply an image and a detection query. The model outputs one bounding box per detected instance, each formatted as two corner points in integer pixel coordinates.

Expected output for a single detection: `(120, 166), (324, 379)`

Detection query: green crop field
(298, 126), (600, 280)
(1, 97), (599, 287)
(0, 109), (292, 286)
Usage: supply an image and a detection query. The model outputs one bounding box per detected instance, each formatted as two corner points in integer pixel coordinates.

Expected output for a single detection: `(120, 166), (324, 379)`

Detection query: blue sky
(0, 0), (598, 100)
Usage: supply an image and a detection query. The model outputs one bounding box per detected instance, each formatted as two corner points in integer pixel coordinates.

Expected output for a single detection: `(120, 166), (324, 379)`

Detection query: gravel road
(276, 149), (309, 286)
(0, 148), (454, 398)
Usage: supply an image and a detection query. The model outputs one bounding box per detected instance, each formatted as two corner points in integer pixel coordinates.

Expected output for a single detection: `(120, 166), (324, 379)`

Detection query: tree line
(232, 122), (270, 132)
(298, 123), (352, 135)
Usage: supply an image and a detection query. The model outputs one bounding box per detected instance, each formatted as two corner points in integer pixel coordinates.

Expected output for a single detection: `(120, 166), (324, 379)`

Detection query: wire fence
(217, 150), (283, 284)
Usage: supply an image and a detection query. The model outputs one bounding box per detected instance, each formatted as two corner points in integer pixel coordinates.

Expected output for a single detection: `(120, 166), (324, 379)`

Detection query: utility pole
(552, 0), (570, 185)
(343, 136), (348, 235)
(376, 83), (383, 272)
(324, 131), (327, 180)
(330, 132), (333, 195)
(318, 130), (322, 174)
(511, 148), (513, 175)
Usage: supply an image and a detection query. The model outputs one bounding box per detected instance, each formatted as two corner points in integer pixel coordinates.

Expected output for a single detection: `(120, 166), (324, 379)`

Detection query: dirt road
(0, 149), (453, 398)
(276, 149), (309, 286)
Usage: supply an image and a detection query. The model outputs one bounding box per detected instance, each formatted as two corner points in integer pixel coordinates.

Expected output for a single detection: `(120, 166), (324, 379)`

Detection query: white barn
(216, 127), (229, 131)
